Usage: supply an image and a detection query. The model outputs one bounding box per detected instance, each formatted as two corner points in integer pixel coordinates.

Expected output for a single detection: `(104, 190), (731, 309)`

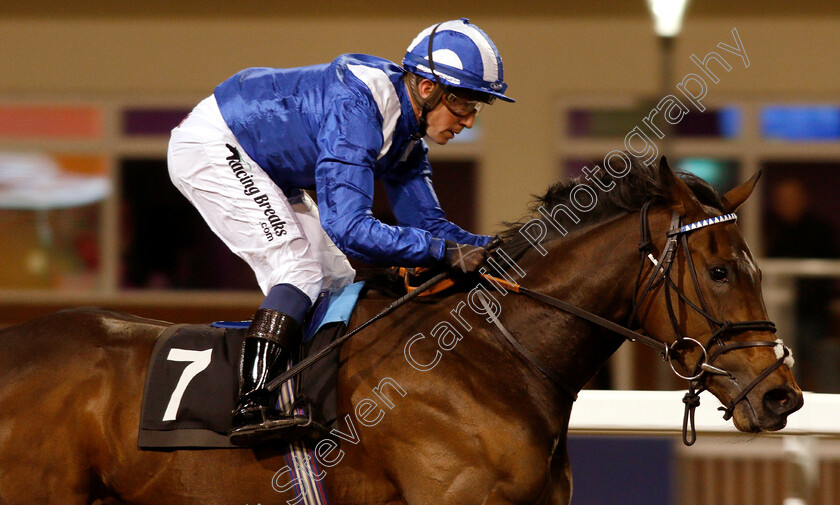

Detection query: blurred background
(1, 2), (839, 503)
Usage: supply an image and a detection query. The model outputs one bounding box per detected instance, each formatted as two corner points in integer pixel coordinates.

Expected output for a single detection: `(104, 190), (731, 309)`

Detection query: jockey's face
(416, 79), (476, 145)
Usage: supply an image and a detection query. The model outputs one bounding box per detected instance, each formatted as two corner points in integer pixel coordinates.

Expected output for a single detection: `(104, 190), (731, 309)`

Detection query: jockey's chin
(426, 129), (457, 145)
(424, 104), (474, 145)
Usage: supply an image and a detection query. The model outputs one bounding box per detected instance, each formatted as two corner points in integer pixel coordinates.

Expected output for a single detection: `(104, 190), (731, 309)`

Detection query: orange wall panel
(0, 105), (102, 139)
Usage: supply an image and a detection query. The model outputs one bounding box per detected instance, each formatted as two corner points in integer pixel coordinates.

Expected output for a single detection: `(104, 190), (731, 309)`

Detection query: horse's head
(635, 158), (803, 433)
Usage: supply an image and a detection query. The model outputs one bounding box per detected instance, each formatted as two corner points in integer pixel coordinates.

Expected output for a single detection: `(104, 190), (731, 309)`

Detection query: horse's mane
(498, 157), (725, 261)
(361, 157), (724, 295)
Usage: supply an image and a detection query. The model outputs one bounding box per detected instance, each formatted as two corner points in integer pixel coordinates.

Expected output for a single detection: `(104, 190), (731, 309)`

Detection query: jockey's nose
(460, 113), (475, 128)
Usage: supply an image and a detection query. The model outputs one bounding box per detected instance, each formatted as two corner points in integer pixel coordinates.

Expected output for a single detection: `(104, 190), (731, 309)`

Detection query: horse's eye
(709, 266), (728, 283)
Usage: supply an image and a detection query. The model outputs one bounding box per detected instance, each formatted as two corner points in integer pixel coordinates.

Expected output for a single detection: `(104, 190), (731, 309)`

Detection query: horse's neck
(504, 213), (642, 394)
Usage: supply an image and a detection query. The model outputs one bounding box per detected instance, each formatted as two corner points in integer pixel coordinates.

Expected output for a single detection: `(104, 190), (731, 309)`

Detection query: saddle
(137, 281), (365, 450)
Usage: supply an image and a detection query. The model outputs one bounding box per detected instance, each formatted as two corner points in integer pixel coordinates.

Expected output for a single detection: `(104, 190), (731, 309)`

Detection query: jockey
(167, 18), (514, 446)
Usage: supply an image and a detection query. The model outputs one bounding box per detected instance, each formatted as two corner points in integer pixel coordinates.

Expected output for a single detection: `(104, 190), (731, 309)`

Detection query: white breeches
(167, 95), (355, 302)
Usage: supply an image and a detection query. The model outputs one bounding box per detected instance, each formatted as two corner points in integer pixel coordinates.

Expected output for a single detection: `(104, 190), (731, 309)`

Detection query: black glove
(443, 240), (488, 274)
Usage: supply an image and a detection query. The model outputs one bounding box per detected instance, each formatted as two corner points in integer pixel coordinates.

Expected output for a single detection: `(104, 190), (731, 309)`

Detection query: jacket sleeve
(315, 96), (446, 265)
(382, 144), (491, 247)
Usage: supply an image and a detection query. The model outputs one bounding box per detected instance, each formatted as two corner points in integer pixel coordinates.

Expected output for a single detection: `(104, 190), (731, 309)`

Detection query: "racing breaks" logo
(225, 144), (287, 242)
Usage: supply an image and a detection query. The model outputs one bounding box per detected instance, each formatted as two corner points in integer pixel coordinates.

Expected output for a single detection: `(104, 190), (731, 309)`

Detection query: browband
(669, 213), (738, 237)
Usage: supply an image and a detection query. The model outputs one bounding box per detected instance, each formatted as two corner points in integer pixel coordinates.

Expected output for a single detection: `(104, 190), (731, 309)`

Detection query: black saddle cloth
(137, 321), (344, 449)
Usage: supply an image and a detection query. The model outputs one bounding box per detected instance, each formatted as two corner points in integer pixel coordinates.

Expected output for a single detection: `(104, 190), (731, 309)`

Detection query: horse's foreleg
(548, 441), (572, 505)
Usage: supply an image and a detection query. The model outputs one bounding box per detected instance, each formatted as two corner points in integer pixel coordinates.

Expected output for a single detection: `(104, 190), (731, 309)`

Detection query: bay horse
(0, 158), (802, 505)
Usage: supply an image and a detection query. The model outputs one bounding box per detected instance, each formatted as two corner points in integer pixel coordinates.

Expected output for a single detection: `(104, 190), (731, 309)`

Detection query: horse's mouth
(709, 371), (803, 434)
(735, 410), (790, 433)
(730, 388), (803, 433)
(731, 403), (779, 433)
(762, 417), (789, 432)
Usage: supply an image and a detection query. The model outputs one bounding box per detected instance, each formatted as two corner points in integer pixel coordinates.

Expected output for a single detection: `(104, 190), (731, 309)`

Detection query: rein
(266, 206), (791, 446)
(480, 204), (792, 446)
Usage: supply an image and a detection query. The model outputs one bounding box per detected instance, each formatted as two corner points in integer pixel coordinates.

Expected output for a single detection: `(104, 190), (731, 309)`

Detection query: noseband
(482, 202), (793, 445)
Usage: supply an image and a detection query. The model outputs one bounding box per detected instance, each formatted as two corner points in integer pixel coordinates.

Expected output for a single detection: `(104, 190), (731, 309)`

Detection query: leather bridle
(629, 202), (792, 444)
(481, 202), (793, 445)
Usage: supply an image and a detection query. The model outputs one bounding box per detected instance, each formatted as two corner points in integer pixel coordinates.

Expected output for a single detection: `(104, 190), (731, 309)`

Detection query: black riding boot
(229, 308), (309, 446)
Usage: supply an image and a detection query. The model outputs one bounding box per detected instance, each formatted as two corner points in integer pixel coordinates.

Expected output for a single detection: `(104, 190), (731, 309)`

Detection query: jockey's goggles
(441, 87), (495, 117)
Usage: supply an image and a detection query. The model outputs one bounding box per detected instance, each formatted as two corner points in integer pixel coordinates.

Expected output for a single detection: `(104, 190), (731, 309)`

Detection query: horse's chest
(457, 430), (558, 503)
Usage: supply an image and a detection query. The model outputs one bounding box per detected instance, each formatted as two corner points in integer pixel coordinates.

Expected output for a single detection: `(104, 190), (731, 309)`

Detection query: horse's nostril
(763, 387), (800, 416)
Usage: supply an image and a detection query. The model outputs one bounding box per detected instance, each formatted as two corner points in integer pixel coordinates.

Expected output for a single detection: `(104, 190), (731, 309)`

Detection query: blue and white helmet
(403, 18), (514, 103)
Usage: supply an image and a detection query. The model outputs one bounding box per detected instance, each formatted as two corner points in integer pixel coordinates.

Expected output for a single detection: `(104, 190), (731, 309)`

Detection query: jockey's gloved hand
(443, 240), (488, 274)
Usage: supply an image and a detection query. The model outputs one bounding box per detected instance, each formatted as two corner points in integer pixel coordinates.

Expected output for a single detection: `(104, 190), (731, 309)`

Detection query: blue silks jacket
(214, 54), (490, 266)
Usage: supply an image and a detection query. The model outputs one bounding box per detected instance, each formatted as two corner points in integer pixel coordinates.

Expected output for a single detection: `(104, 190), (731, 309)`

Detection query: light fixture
(646, 0), (691, 38)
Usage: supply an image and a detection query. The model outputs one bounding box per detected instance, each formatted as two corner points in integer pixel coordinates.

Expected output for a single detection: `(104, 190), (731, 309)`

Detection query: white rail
(569, 390), (840, 505)
(569, 390), (840, 436)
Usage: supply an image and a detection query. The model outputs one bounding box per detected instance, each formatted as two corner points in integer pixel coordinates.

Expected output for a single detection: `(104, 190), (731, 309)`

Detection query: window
(761, 105), (840, 141)
(123, 107), (191, 136)
(567, 105), (741, 138)
(676, 158), (739, 194)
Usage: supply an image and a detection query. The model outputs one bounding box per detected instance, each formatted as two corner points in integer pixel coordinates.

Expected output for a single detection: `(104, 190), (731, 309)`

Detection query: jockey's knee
(259, 283), (313, 324)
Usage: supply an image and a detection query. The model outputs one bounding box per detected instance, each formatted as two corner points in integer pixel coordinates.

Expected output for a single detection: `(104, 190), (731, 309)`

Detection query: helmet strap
(426, 23), (444, 86)
(410, 22), (445, 140)
(411, 85), (443, 140)
(412, 107), (429, 141)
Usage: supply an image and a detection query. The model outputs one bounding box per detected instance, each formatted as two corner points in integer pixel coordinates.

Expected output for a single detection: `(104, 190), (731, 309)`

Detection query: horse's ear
(720, 170), (761, 213)
(658, 156), (702, 215)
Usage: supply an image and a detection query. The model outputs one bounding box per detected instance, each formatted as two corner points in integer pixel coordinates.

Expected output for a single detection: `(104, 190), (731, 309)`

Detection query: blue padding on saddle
(211, 282), (365, 341)
(210, 320), (250, 329)
(304, 281), (365, 342)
